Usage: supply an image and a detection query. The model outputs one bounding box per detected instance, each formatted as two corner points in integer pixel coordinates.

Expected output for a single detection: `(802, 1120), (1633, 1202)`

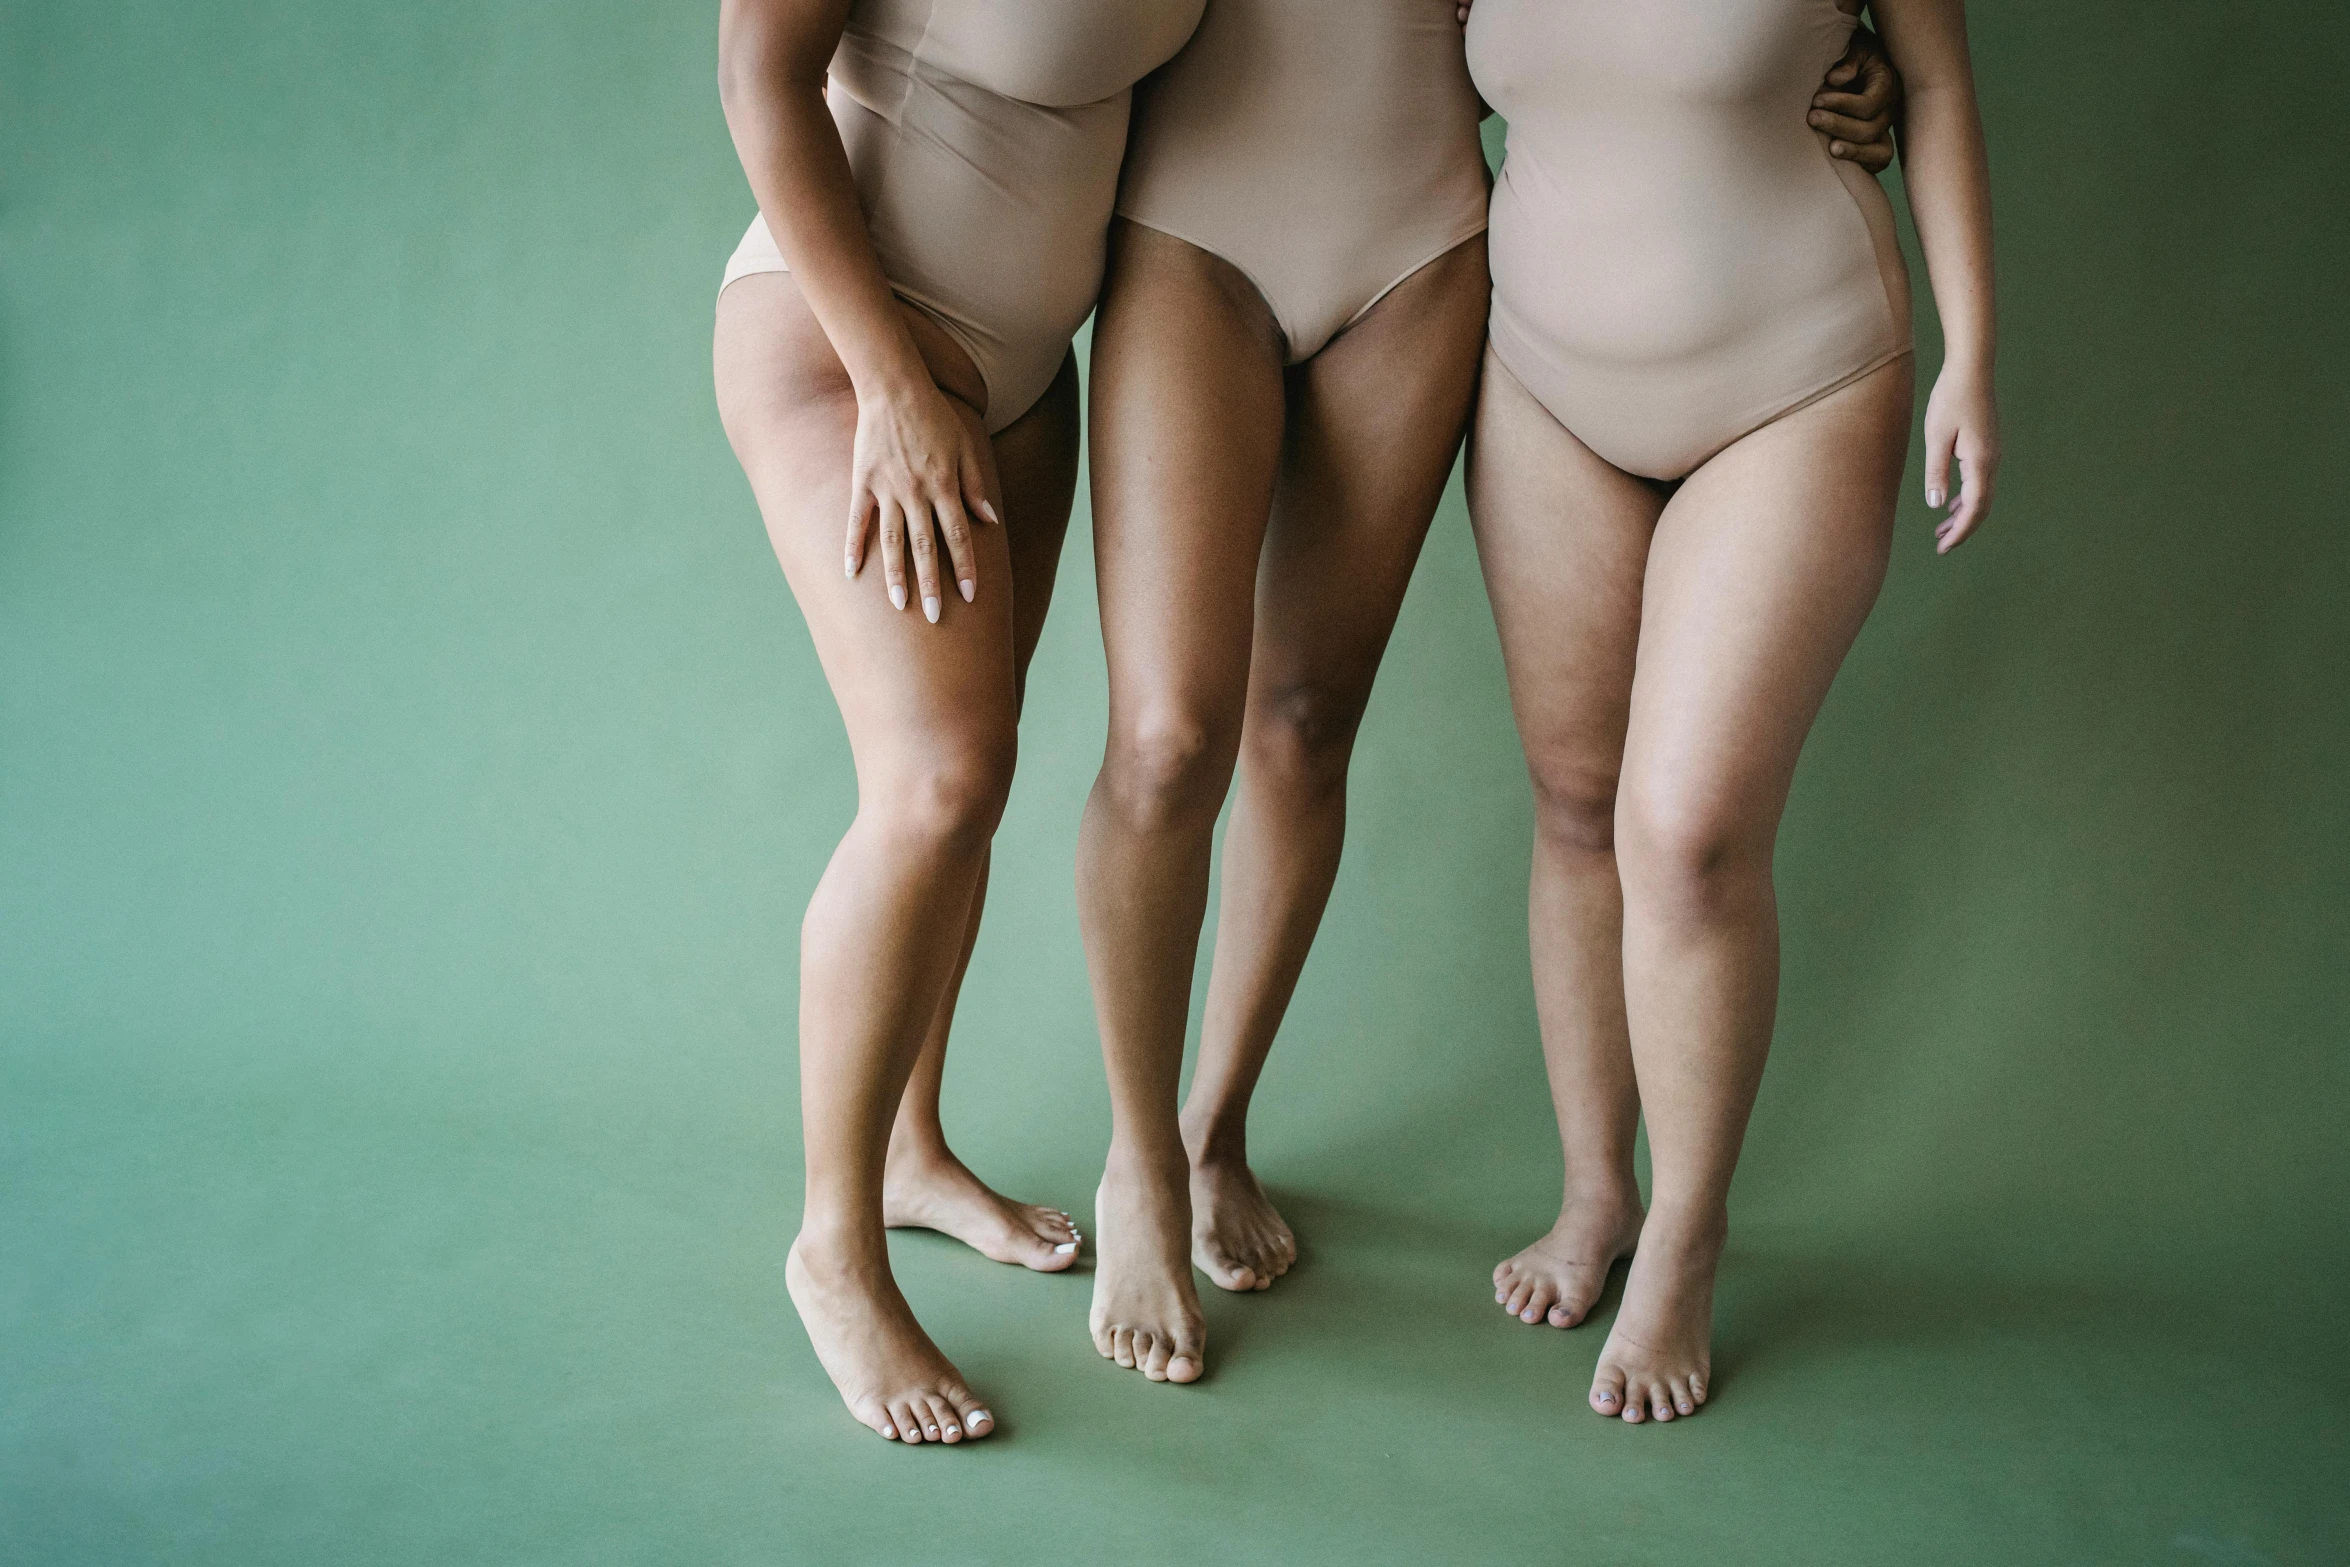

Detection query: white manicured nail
(959, 578), (974, 603)
(922, 595), (940, 623)
(1055, 1242), (1077, 1254)
(889, 584), (906, 611)
(1926, 488), (1945, 508)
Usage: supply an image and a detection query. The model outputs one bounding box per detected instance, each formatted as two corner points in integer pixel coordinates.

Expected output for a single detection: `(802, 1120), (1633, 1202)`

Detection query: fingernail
(980, 500), (1001, 525)
(889, 584), (907, 611)
(1809, 111), (1826, 125)
(1054, 1242), (1077, 1254)
(1926, 489), (1945, 508)
(923, 595), (940, 623)
(844, 557), (855, 578)
(959, 578), (975, 603)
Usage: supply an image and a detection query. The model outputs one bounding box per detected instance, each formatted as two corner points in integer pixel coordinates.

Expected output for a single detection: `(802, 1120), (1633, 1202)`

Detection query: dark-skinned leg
(1076, 222), (1286, 1383)
(1180, 236), (1490, 1292)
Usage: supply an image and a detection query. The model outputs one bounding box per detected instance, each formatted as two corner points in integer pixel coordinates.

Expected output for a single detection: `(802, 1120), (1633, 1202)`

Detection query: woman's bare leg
(1467, 355), (1655, 1333)
(882, 351), (1085, 1273)
(1179, 238), (1491, 1293)
(1076, 222), (1287, 1383)
(1605, 360), (1910, 1424)
(714, 273), (1020, 1445)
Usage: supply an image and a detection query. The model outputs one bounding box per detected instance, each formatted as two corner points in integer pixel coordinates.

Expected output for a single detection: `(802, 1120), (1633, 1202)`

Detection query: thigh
(1088, 221), (1288, 728)
(1466, 350), (1661, 790)
(1250, 237), (1490, 712)
(714, 273), (1018, 769)
(1620, 359), (1914, 834)
(988, 347), (1081, 707)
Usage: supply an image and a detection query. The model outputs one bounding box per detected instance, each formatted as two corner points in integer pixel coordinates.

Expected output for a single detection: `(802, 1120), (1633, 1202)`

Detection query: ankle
(1638, 1200), (1729, 1255)
(1179, 1109), (1248, 1169)
(1102, 1137), (1189, 1190)
(1559, 1173), (1644, 1224)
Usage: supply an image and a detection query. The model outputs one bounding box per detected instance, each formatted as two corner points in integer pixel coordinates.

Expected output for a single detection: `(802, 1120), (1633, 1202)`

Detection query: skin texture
(1078, 223), (1491, 1381)
(1072, 26), (1904, 1383)
(1469, 0), (1997, 1424)
(713, 0), (1106, 1446)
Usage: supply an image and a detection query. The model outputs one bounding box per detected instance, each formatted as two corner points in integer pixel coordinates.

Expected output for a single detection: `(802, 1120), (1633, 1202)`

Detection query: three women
(714, 0), (1995, 1442)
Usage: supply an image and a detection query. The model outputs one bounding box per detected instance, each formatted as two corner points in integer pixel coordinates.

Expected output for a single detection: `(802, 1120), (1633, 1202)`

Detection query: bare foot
(1493, 1194), (1643, 1328)
(1587, 1213), (1724, 1425)
(1088, 1156), (1205, 1382)
(882, 1148), (1082, 1272)
(785, 1232), (995, 1445)
(1187, 1153), (1295, 1292)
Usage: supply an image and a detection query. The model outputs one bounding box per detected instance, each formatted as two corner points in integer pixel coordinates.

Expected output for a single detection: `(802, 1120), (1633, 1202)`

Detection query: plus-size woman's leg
(716, 274), (1013, 1445)
(1469, 352), (1913, 1422)
(1180, 237), (1489, 1293)
(882, 351), (1087, 1274)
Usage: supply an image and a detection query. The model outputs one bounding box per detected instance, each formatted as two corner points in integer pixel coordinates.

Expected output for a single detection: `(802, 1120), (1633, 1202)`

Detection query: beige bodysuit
(1468, 0), (1913, 479)
(1115, 0), (1491, 363)
(721, 0), (1205, 431)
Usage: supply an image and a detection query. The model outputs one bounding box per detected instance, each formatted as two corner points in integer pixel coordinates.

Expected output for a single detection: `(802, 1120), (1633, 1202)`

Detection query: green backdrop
(3, 3), (2343, 1563)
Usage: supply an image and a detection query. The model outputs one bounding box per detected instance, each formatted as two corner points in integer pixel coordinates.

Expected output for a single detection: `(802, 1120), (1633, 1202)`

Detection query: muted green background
(3, 3), (2344, 1563)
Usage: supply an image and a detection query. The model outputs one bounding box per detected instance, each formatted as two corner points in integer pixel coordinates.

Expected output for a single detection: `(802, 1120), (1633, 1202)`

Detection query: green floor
(4, 2), (2344, 1562)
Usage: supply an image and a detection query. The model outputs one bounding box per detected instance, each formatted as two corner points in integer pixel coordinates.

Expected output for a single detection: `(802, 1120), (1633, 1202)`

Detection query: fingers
(878, 497), (909, 612)
(1937, 453), (1993, 554)
(1922, 425), (1955, 520)
(844, 488), (874, 580)
(903, 491), (943, 622)
(1828, 137), (1895, 174)
(932, 494), (978, 608)
(1849, 47), (1901, 121)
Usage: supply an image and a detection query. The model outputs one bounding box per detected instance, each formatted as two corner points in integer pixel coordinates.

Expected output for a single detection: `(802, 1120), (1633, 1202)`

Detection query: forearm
(718, 9), (932, 399)
(1901, 82), (1996, 372)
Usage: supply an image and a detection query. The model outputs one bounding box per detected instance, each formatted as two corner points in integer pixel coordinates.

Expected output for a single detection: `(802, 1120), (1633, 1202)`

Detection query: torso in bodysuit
(723, 0), (1207, 431)
(1115, 0), (1490, 363)
(1468, 0), (1912, 479)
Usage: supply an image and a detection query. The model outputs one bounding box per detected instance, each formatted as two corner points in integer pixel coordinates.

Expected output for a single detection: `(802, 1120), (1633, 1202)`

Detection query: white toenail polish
(1055, 1242), (1077, 1253)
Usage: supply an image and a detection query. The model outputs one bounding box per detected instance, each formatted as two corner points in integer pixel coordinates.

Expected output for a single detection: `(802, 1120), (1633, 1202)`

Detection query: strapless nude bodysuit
(1115, 0), (1490, 363)
(1467, 0), (1912, 479)
(721, 0), (1205, 431)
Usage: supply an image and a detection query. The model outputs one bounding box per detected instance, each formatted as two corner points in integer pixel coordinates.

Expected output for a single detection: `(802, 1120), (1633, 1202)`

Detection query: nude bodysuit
(1467, 0), (1913, 480)
(721, 0), (1205, 431)
(1116, 0), (1490, 363)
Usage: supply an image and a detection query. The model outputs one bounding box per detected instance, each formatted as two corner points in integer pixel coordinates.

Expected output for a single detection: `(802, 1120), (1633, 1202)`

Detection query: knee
(1101, 709), (1237, 832)
(1616, 785), (1769, 925)
(872, 729), (1017, 857)
(1526, 749), (1622, 856)
(1245, 681), (1367, 798)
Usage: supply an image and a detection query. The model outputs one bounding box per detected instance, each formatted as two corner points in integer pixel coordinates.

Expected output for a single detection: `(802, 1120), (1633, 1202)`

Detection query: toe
(1520, 1282), (1558, 1324)
(1200, 1245), (1257, 1294)
(1689, 1370), (1709, 1406)
(1546, 1301), (1579, 1329)
(1111, 1327), (1136, 1369)
(924, 1393), (960, 1443)
(889, 1398), (924, 1444)
(1649, 1385), (1675, 1423)
(1167, 1341), (1204, 1384)
(946, 1388), (991, 1441)
(1670, 1377), (1695, 1417)
(859, 1401), (898, 1441)
(1591, 1368), (1626, 1418)
(1140, 1333), (1173, 1381)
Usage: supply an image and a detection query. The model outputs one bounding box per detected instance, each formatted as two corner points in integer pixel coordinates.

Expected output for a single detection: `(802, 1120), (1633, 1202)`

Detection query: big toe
(1199, 1244), (1258, 1294)
(1590, 1368), (1627, 1418)
(1166, 1347), (1204, 1384)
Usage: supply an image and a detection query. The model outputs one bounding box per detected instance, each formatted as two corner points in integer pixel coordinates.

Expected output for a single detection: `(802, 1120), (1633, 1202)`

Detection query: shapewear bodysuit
(721, 0), (1205, 432)
(1467, 0), (1913, 480)
(1116, 0), (1491, 363)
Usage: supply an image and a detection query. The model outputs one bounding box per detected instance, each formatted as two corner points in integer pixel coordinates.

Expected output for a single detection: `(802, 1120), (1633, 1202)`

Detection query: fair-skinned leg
(1076, 221), (1287, 1382)
(714, 272), (1022, 1444)
(1179, 237), (1491, 1293)
(1597, 359), (1911, 1423)
(1466, 353), (1654, 1333)
(881, 351), (1086, 1273)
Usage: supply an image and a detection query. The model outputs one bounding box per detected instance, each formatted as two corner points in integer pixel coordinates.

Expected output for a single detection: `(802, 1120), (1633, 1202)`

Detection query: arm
(718, 0), (995, 618)
(1868, 0), (1999, 550)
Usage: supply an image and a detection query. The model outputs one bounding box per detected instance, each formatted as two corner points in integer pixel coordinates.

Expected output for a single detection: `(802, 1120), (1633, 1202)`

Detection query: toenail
(945, 1425), (959, 1436)
(1054, 1242), (1077, 1254)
